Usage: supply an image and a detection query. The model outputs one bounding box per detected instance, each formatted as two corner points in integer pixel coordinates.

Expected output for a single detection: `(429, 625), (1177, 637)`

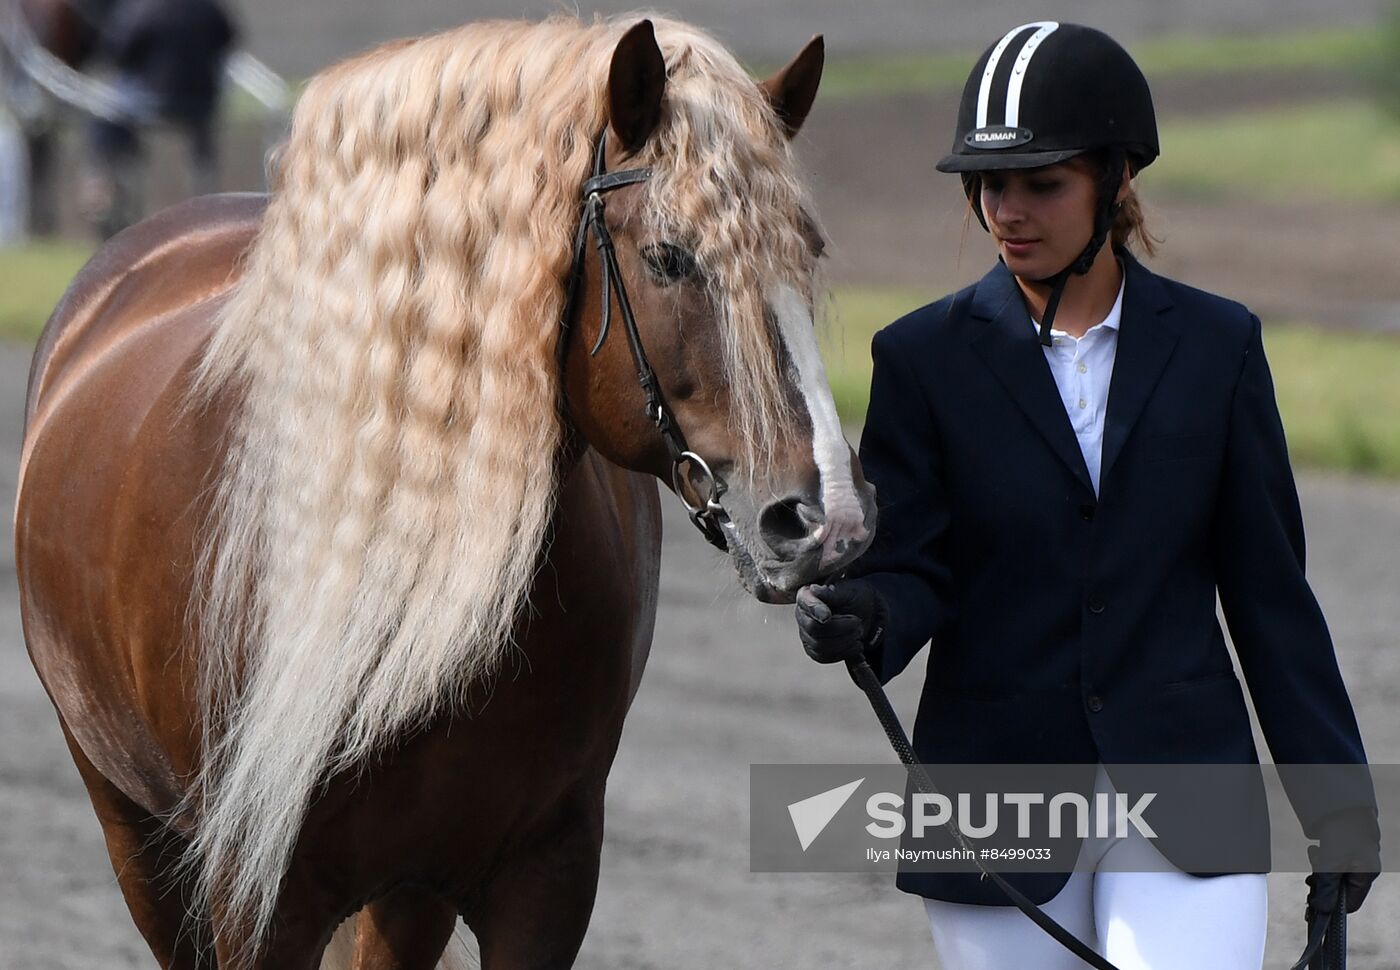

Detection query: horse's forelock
(638, 19), (821, 483)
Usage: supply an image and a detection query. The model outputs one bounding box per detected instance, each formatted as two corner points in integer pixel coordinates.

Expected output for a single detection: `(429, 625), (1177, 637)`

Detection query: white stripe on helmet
(975, 21), (1058, 130)
(1004, 22), (1060, 128)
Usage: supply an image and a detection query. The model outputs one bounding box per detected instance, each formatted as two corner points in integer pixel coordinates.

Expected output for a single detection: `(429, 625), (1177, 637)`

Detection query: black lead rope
(1290, 886), (1347, 970)
(844, 658), (1126, 970)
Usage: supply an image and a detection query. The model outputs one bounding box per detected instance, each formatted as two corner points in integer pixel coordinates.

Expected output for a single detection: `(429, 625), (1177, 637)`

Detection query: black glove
(795, 580), (888, 666)
(1304, 807), (1381, 916)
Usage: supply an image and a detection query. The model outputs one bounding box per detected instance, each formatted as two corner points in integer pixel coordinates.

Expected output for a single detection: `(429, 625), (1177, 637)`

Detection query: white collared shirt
(1030, 276), (1125, 496)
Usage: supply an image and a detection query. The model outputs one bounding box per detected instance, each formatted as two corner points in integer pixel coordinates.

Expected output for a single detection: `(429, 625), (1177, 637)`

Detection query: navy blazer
(849, 249), (1376, 904)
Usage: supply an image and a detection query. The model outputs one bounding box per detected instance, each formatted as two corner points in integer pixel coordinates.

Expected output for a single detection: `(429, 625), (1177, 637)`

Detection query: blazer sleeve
(846, 327), (955, 686)
(1213, 314), (1377, 833)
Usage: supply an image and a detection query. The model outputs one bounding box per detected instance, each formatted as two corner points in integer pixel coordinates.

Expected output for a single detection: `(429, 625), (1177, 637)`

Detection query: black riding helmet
(937, 22), (1159, 345)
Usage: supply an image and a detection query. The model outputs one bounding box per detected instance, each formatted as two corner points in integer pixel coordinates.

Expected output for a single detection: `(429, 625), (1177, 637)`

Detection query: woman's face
(980, 159), (1098, 281)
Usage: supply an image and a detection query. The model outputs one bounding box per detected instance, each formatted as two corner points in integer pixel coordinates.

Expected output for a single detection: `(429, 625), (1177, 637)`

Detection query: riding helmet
(936, 22), (1158, 175)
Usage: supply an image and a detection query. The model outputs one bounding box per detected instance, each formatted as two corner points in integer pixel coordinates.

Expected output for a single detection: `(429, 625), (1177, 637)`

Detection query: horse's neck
(555, 417), (590, 481)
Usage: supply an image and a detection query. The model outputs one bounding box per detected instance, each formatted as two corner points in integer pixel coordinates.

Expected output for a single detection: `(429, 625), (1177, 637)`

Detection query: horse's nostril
(758, 496), (821, 552)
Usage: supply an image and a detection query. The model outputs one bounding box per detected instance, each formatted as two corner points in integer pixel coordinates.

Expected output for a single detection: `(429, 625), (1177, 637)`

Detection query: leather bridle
(557, 131), (731, 552)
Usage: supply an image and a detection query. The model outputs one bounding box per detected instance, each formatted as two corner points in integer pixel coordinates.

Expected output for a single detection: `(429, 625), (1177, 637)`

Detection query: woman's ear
(1116, 157), (1134, 203)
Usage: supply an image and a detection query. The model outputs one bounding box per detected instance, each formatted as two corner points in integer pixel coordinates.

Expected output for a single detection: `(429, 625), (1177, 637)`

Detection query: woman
(795, 22), (1380, 969)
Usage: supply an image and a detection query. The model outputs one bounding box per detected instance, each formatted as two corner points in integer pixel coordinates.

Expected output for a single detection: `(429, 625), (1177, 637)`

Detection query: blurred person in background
(794, 21), (1379, 969)
(83, 0), (236, 237)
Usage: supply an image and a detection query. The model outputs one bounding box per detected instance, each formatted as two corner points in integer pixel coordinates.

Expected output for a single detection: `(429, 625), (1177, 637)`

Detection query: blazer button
(1088, 597), (1106, 614)
(1086, 694), (1104, 713)
(1079, 503), (1096, 521)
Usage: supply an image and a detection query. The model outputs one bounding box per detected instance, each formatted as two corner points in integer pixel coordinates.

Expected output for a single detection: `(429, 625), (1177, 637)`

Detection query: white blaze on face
(768, 285), (869, 568)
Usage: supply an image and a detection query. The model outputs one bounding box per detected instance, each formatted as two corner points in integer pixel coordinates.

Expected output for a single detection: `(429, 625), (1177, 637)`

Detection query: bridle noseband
(558, 132), (731, 552)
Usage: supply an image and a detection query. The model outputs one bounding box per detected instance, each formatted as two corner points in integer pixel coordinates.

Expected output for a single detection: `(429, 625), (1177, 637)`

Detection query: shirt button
(1088, 597), (1106, 614)
(1086, 694), (1104, 713)
(1078, 398), (1087, 409)
(1077, 363), (1087, 373)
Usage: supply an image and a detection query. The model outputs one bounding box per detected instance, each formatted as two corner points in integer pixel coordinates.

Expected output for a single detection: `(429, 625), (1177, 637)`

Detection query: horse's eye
(641, 242), (698, 283)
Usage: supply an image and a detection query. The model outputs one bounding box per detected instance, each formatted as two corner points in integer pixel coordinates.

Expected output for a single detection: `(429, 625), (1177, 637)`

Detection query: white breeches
(922, 765), (1268, 970)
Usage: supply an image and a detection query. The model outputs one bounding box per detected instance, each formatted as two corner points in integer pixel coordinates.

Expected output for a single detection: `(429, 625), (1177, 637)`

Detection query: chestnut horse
(15, 15), (875, 970)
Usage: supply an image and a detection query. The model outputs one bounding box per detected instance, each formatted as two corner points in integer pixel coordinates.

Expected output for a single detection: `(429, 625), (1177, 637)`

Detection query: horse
(15, 14), (876, 969)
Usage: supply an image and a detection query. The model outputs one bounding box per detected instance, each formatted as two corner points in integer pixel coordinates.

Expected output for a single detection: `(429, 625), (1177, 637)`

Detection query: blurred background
(5, 0), (1400, 468)
(3, 1), (1400, 967)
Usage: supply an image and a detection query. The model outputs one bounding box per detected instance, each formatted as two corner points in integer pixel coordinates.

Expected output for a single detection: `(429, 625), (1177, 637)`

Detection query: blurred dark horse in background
(6, 0), (235, 236)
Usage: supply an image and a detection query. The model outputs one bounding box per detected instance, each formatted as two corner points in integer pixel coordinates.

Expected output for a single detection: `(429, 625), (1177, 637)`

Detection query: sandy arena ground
(3, 336), (1399, 967)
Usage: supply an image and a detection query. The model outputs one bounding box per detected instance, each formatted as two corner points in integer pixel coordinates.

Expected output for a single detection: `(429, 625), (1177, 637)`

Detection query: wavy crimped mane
(184, 12), (818, 958)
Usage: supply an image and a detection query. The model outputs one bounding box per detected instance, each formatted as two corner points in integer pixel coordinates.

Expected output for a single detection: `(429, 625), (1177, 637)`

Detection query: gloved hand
(1304, 807), (1381, 916)
(795, 580), (888, 666)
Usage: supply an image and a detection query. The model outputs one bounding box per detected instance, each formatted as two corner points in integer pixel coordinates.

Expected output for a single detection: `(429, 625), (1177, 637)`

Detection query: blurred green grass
(822, 287), (1400, 478)
(1148, 99), (1400, 202)
(0, 242), (92, 343)
(801, 26), (1382, 99)
(227, 27), (1384, 116)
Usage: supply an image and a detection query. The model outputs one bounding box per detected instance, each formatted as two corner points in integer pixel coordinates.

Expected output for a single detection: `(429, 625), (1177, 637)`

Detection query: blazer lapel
(967, 260), (1095, 495)
(1099, 251), (1180, 488)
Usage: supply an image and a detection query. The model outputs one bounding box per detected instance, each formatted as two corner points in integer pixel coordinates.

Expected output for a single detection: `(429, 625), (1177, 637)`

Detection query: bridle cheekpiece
(558, 131), (731, 552)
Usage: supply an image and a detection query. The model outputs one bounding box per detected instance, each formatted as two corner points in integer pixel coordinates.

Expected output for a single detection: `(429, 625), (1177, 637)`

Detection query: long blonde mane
(186, 11), (818, 955)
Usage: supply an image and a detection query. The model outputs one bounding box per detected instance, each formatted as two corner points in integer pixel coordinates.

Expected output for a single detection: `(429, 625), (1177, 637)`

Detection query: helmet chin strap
(1030, 148), (1127, 346)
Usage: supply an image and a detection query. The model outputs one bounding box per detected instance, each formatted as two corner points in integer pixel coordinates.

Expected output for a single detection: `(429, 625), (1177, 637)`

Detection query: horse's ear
(760, 35), (824, 139)
(608, 19), (667, 155)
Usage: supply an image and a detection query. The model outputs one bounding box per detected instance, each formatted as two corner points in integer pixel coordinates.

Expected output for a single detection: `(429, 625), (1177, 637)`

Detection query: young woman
(794, 22), (1380, 969)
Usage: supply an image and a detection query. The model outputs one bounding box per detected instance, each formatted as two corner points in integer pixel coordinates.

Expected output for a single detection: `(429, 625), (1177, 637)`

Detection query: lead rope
(844, 657), (1125, 970)
(1290, 884), (1347, 970)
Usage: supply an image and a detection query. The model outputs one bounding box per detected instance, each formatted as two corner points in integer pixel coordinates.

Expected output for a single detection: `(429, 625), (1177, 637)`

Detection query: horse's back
(16, 192), (265, 815)
(24, 191), (266, 438)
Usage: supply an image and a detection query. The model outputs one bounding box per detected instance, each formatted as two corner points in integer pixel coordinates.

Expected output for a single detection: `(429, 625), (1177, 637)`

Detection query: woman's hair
(1086, 149), (1160, 258)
